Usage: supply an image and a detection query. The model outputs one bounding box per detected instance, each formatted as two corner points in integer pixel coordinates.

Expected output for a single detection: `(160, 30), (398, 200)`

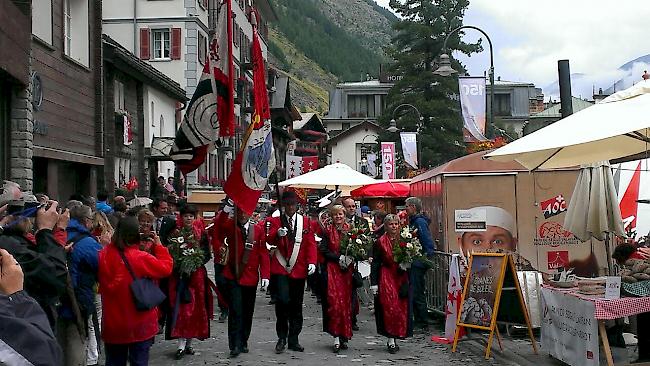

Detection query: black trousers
(639, 311), (650, 359)
(410, 264), (428, 324)
(272, 275), (305, 345)
(223, 280), (257, 351)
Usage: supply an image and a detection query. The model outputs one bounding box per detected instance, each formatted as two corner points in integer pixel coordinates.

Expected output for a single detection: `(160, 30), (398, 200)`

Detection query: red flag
(211, 0), (235, 137)
(620, 161), (641, 231)
(223, 23), (275, 215)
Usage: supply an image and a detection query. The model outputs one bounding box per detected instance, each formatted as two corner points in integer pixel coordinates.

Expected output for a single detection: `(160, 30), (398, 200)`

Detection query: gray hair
(383, 214), (399, 225)
(405, 197), (422, 212)
(66, 200), (84, 210)
(70, 205), (93, 222)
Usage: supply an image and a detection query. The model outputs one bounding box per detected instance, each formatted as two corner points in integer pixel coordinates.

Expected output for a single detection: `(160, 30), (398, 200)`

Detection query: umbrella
(128, 196), (153, 209)
(563, 161), (625, 274)
(278, 163), (383, 190)
(485, 80), (650, 169)
(351, 181), (410, 198)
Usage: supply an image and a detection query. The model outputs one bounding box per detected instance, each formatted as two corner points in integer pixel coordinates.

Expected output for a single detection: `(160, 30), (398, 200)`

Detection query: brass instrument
(217, 237), (229, 266)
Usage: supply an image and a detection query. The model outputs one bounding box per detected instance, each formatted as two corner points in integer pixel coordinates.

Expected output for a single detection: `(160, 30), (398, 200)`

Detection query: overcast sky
(374, 0), (649, 98)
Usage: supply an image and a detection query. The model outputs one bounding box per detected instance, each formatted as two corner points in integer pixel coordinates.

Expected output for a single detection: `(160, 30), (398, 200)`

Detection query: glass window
(33, 0), (53, 44)
(347, 95), (376, 118)
(63, 0), (89, 66)
(152, 29), (171, 60)
(198, 32), (207, 65)
(494, 94), (512, 116)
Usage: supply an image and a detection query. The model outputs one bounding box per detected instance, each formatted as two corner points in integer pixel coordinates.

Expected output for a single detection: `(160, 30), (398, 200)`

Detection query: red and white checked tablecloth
(543, 285), (650, 320)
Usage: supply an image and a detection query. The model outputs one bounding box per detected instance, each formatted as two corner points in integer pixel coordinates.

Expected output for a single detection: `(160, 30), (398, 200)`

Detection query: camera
(139, 232), (153, 241)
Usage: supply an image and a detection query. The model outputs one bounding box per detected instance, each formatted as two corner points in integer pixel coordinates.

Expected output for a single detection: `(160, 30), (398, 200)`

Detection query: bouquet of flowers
(393, 227), (426, 270)
(169, 227), (205, 277)
(340, 225), (372, 261)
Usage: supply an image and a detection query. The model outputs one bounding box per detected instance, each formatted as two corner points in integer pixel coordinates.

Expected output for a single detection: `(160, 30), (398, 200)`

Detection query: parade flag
(223, 19), (275, 215)
(619, 160), (642, 231)
(399, 132), (418, 169)
(381, 142), (395, 179)
(123, 114), (133, 146)
(459, 76), (488, 142)
(431, 254), (465, 344)
(170, 0), (233, 175)
(286, 155), (319, 179)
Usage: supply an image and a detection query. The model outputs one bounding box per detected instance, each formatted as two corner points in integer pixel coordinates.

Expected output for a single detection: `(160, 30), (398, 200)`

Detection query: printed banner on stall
(458, 76), (488, 142)
(540, 288), (599, 366)
(399, 132), (418, 169)
(381, 142), (395, 179)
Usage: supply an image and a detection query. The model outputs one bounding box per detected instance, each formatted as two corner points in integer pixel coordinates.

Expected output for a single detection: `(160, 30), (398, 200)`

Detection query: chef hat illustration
(468, 206), (515, 235)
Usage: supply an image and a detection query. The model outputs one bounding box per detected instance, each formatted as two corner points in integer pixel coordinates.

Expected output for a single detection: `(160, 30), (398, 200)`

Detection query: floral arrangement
(168, 227), (205, 276)
(392, 227), (426, 270)
(466, 136), (508, 154)
(340, 225), (372, 260)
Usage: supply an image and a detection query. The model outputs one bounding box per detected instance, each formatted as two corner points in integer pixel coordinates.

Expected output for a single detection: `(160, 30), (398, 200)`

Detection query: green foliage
(268, 38), (291, 71)
(377, 0), (483, 174)
(361, 0), (399, 23)
(272, 0), (383, 81)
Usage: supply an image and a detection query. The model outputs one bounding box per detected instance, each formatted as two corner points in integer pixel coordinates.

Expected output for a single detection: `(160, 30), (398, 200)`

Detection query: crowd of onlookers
(0, 178), (437, 366)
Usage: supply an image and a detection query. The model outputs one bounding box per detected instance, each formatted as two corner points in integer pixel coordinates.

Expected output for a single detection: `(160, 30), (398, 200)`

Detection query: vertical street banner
(366, 153), (377, 177)
(399, 132), (418, 169)
(458, 76), (488, 142)
(381, 142), (395, 179)
(540, 288), (598, 366)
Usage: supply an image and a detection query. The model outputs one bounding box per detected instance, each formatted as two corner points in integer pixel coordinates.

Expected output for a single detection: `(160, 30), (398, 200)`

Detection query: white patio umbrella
(563, 161), (625, 274)
(278, 163), (383, 190)
(128, 196), (153, 209)
(485, 80), (650, 169)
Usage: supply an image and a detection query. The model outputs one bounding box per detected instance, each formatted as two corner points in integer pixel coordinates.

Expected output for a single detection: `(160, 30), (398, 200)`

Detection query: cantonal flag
(286, 155), (318, 179)
(223, 19), (274, 215)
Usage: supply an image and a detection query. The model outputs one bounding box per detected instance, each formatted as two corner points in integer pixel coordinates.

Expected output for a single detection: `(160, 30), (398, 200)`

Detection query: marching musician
(213, 204), (270, 358)
(266, 191), (317, 354)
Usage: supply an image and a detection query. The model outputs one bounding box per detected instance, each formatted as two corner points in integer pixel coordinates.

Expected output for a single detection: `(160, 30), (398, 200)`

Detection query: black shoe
(333, 344), (341, 353)
(340, 342), (348, 350)
(352, 324), (359, 331)
(229, 348), (241, 358)
(288, 343), (304, 352)
(388, 344), (398, 354)
(218, 311), (228, 323)
(184, 346), (195, 355)
(241, 345), (249, 353)
(275, 339), (286, 354)
(174, 349), (184, 360)
(269, 299), (277, 305)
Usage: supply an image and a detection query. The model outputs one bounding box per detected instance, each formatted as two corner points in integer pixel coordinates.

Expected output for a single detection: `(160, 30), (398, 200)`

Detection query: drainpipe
(133, 0), (137, 53)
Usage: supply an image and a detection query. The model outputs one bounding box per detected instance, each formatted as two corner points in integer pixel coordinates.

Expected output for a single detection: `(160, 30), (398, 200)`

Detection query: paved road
(148, 285), (498, 365)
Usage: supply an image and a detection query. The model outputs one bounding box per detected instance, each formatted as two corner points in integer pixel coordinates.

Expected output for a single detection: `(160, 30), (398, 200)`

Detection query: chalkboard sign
(452, 253), (538, 359)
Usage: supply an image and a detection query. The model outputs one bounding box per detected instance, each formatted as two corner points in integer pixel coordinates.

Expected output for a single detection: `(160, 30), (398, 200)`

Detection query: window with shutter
(140, 28), (150, 59)
(171, 28), (182, 60)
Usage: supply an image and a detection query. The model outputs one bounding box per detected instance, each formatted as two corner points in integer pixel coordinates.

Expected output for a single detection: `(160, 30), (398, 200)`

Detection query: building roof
(327, 120), (382, 144)
(410, 149), (578, 184)
(294, 113), (316, 130)
(486, 79), (535, 87)
(102, 34), (187, 101)
(530, 97), (594, 118)
(336, 80), (394, 89)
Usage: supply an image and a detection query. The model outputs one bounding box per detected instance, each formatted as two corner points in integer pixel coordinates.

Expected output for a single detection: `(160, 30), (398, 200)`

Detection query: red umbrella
(351, 181), (410, 198)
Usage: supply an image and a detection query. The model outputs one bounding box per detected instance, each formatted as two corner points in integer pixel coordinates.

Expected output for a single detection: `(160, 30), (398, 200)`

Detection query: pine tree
(379, 0), (482, 175)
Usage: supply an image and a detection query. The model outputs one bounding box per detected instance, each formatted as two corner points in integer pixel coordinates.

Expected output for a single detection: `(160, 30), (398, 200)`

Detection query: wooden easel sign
(451, 252), (538, 359)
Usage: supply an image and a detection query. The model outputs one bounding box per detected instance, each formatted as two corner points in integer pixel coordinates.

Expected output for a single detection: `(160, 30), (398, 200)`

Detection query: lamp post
(388, 104), (425, 170)
(359, 134), (377, 176)
(433, 25), (495, 138)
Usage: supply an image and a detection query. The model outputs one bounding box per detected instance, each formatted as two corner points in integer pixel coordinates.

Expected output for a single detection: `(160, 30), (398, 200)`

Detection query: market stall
(350, 180), (410, 213)
(541, 284), (650, 366)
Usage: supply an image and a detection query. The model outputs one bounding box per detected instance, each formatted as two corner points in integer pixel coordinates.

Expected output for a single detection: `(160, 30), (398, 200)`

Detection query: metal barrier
(425, 251), (452, 317)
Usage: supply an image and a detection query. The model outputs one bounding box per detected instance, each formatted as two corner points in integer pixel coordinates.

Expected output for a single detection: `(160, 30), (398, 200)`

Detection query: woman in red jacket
(98, 216), (173, 366)
(370, 214), (412, 353)
(318, 204), (354, 353)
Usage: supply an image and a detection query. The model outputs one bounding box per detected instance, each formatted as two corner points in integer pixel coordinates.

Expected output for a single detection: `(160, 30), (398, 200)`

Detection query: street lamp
(389, 103), (424, 133)
(359, 134), (377, 175)
(433, 25), (495, 138)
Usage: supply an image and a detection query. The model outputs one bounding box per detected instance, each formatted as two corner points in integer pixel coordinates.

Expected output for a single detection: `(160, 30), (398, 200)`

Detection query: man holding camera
(0, 192), (67, 330)
(266, 191), (317, 354)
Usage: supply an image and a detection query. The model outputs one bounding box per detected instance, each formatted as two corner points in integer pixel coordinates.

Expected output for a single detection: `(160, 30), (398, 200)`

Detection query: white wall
(103, 0), (183, 20)
(143, 85), (178, 180)
(330, 129), (379, 172)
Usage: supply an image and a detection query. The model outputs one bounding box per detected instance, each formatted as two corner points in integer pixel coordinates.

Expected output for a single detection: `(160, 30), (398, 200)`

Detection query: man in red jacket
(266, 191), (317, 354)
(214, 205), (270, 358)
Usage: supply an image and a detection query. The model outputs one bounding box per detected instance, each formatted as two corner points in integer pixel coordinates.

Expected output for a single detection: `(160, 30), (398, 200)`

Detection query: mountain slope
(266, 0), (396, 112)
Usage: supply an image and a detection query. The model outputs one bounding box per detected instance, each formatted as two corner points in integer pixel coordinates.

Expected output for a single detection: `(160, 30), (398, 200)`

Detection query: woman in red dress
(370, 214), (412, 353)
(319, 204), (354, 352)
(167, 204), (213, 359)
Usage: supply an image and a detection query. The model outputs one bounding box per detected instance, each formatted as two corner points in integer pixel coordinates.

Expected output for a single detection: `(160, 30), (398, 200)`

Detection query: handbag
(119, 251), (166, 311)
(352, 270), (364, 289)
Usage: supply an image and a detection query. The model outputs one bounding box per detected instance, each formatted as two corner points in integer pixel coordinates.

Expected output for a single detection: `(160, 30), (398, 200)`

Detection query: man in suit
(266, 191), (317, 354)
